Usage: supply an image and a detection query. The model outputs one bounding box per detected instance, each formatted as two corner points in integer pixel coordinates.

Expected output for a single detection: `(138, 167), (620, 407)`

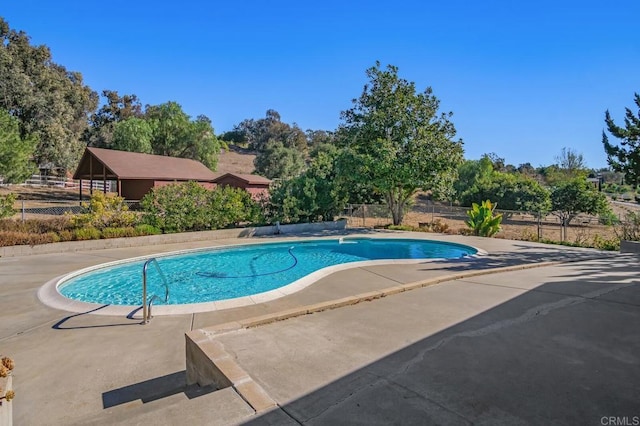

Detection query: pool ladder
(142, 258), (170, 324)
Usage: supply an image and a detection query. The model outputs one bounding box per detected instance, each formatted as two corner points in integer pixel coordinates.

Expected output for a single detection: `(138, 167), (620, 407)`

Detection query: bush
(592, 235), (620, 251)
(71, 192), (137, 229)
(141, 182), (261, 233)
(73, 227), (101, 241)
(0, 193), (16, 219)
(598, 211), (619, 226)
(134, 224), (161, 236)
(101, 227), (137, 239)
(466, 200), (502, 237)
(140, 181), (211, 233)
(0, 217), (74, 233)
(388, 224), (414, 231)
(0, 231), (58, 247)
(57, 230), (74, 242)
(417, 219), (450, 233)
(617, 211), (640, 241)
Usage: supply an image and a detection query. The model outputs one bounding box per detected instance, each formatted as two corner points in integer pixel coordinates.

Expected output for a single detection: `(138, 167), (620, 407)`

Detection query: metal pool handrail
(142, 258), (169, 324)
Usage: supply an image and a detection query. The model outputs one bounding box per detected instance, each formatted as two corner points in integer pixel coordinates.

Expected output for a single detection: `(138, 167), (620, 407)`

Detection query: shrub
(141, 182), (261, 233)
(417, 219), (450, 233)
(598, 211), (619, 226)
(208, 186), (263, 228)
(592, 235), (620, 251)
(466, 200), (502, 237)
(73, 227), (101, 241)
(57, 230), (74, 242)
(518, 229), (539, 242)
(388, 224), (414, 231)
(617, 211), (640, 241)
(101, 227), (137, 239)
(141, 181), (210, 233)
(39, 216), (74, 232)
(71, 192), (137, 229)
(0, 231), (58, 247)
(0, 193), (16, 219)
(5, 217), (74, 233)
(134, 224), (161, 236)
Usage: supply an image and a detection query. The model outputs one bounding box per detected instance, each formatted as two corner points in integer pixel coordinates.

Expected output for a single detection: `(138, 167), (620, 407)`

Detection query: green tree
(306, 129), (335, 148)
(111, 117), (153, 153)
(227, 109), (308, 153)
(0, 18), (98, 173)
(266, 145), (348, 223)
(550, 178), (610, 227)
(0, 109), (37, 183)
(516, 162), (538, 179)
(541, 147), (589, 185)
(254, 140), (306, 179)
(603, 93), (640, 185)
(145, 102), (222, 170)
(84, 90), (143, 148)
(460, 171), (551, 213)
(337, 62), (463, 225)
(454, 156), (494, 199)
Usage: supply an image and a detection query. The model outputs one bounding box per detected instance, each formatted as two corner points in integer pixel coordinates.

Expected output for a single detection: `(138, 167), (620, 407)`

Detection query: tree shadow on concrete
(242, 262), (640, 425)
(419, 245), (628, 273)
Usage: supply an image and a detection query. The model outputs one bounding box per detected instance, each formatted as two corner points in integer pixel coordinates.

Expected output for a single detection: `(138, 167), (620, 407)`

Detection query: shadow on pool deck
(233, 257), (640, 425)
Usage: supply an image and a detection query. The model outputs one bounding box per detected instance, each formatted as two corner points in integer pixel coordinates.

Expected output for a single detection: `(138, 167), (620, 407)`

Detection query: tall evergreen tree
(603, 93), (640, 185)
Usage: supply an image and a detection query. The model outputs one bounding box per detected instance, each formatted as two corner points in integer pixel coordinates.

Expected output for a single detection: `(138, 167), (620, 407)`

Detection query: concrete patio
(0, 231), (638, 425)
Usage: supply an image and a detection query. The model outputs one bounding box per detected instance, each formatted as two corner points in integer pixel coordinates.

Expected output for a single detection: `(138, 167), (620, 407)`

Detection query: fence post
(21, 200), (25, 222)
(362, 204), (366, 227)
(537, 212), (541, 240)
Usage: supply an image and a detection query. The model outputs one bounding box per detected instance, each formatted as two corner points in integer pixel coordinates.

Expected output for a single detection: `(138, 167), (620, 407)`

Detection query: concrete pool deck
(0, 231), (638, 425)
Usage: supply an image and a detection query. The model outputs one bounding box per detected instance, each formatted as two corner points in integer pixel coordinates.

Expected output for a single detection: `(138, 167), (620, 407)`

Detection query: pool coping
(37, 237), (487, 317)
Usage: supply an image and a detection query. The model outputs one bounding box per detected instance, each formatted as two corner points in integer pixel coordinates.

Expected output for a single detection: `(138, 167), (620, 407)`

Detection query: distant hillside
(215, 146), (256, 175)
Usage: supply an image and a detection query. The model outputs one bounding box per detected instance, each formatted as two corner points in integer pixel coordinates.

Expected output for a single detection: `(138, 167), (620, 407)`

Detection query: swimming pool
(47, 237), (478, 314)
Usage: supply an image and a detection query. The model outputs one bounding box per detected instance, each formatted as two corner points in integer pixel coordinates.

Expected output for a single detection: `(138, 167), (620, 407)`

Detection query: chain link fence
(341, 203), (621, 243)
(4, 198), (629, 244)
(8, 199), (141, 221)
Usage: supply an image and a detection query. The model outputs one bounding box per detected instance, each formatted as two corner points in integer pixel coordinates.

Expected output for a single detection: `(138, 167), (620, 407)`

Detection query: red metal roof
(73, 147), (217, 181)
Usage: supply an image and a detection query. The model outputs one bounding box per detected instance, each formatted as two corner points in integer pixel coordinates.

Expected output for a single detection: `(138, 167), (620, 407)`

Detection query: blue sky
(3, 1), (639, 169)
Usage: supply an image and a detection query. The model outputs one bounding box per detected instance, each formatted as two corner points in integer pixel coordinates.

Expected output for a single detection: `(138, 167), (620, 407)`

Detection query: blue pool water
(59, 238), (476, 306)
